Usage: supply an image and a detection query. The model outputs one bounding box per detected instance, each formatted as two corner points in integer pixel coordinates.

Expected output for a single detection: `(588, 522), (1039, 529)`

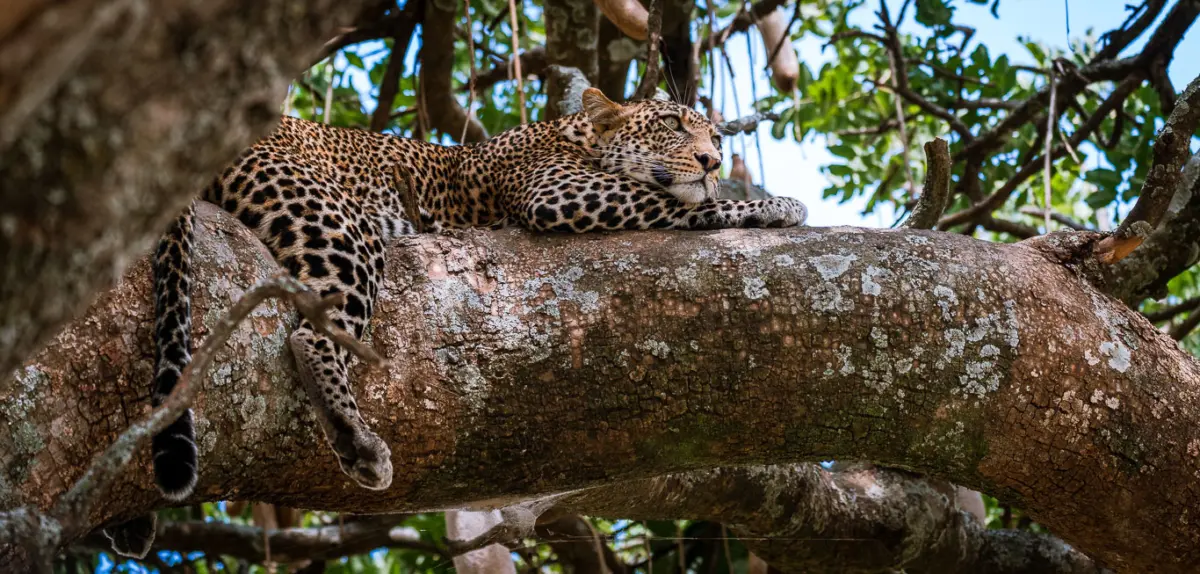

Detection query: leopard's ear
(582, 88), (627, 132)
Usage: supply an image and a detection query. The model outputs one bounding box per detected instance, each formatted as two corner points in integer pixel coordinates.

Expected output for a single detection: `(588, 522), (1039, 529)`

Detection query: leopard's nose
(695, 153), (721, 173)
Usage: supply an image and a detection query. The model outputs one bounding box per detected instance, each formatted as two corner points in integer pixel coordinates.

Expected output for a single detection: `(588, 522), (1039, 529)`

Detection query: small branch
(1018, 206), (1089, 231)
(392, 164), (424, 233)
(472, 47), (547, 93)
(445, 498), (562, 557)
(631, 0), (663, 101)
(1096, 72), (1200, 264)
(877, 0), (916, 197)
(717, 111), (781, 136)
(903, 138), (952, 229)
(1043, 63), (1058, 230)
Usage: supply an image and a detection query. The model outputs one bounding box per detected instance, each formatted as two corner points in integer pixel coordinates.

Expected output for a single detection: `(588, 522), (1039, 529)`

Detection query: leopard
(104, 88), (806, 557)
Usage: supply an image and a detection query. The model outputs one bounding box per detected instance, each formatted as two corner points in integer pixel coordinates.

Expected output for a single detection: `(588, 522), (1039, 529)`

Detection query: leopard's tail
(150, 200), (199, 500)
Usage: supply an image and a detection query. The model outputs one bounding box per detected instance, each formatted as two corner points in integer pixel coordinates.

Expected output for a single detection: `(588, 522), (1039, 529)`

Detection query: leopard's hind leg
(271, 189), (393, 490)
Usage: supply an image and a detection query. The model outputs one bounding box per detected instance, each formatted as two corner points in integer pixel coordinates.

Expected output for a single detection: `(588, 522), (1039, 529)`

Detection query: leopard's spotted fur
(107, 89), (806, 557)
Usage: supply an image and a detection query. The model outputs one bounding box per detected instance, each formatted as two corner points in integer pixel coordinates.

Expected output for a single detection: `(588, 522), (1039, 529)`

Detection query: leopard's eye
(661, 116), (682, 131)
(711, 136), (722, 148)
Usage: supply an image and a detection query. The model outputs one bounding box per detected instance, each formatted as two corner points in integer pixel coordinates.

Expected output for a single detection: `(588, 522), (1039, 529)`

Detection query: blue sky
(720, 0), (1200, 226)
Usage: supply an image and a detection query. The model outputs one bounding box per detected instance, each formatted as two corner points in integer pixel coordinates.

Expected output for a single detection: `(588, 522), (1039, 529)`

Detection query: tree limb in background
(369, 2), (422, 132)
(77, 515), (441, 564)
(420, 0), (488, 141)
(8, 205), (1200, 571)
(554, 466), (1103, 574)
(592, 0), (648, 40)
(938, 74), (1144, 229)
(1106, 154), (1200, 303)
(903, 138), (952, 229)
(630, 0), (663, 100)
(546, 65), (593, 117)
(1095, 73), (1200, 264)
(447, 511), (518, 574)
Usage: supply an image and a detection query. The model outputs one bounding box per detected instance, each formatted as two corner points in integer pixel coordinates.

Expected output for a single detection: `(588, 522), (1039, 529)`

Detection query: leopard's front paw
(333, 426), (393, 491)
(746, 197), (808, 228)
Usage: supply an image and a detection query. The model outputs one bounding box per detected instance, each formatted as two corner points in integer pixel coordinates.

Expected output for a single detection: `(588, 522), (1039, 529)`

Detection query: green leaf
(345, 52), (365, 69)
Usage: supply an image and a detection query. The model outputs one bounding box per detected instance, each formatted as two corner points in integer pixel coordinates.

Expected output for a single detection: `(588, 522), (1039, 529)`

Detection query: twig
(461, 0), (478, 143)
(903, 138), (952, 229)
(1043, 62), (1057, 230)
(507, 0), (527, 124)
(1018, 206), (1089, 231)
(392, 164), (424, 233)
(1096, 72), (1200, 264)
(878, 0), (916, 197)
(632, 0), (664, 100)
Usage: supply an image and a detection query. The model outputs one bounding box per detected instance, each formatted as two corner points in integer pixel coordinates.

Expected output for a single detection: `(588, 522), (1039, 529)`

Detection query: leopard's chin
(667, 178), (717, 205)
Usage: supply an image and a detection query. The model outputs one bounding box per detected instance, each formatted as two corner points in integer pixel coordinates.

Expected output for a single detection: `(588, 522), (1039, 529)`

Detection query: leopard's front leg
(662, 196), (808, 230)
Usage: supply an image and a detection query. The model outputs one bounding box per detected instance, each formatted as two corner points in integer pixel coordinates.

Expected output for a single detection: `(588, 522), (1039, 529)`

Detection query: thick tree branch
(5, 205), (1200, 571)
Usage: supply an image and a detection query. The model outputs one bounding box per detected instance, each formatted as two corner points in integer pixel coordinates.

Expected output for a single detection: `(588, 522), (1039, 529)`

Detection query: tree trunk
(4, 204), (1200, 571)
(0, 0), (381, 378)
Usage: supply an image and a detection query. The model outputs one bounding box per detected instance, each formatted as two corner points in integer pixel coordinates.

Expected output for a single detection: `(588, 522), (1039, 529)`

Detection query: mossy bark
(4, 205), (1200, 571)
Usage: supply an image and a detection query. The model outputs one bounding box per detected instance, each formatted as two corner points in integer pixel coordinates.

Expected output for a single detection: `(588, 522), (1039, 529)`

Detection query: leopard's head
(581, 88), (723, 204)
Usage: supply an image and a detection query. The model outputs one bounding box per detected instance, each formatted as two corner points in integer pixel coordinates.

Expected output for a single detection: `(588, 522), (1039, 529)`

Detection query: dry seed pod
(757, 7), (799, 93)
(593, 0), (648, 40)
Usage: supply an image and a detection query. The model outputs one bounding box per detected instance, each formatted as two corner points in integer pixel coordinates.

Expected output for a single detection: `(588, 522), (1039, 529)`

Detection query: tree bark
(543, 0), (600, 119)
(0, 0), (382, 378)
(4, 204), (1200, 572)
